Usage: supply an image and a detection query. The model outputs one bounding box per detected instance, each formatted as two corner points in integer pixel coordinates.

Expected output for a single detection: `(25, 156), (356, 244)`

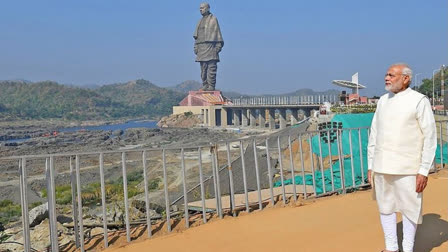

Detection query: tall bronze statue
(193, 2), (224, 91)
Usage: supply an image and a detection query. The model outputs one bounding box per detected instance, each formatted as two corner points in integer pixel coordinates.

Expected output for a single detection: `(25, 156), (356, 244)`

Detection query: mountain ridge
(0, 79), (345, 121)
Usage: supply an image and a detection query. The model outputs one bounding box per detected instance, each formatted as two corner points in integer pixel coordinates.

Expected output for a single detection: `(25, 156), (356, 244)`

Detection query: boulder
(0, 219), (73, 252)
(113, 129), (123, 136)
(89, 227), (104, 238)
(56, 215), (73, 225)
(28, 203), (48, 227)
(131, 200), (163, 218)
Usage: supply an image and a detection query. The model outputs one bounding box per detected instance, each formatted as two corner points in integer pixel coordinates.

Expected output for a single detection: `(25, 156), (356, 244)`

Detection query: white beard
(385, 83), (401, 93)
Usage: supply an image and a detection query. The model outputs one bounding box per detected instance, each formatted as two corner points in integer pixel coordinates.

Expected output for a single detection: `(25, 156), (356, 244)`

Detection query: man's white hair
(391, 63), (413, 83)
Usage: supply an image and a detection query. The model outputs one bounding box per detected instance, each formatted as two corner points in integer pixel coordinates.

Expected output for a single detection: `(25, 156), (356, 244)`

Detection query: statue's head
(199, 2), (210, 16)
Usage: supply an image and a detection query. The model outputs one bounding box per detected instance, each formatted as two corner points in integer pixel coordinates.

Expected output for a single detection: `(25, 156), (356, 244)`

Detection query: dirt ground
(98, 169), (448, 252)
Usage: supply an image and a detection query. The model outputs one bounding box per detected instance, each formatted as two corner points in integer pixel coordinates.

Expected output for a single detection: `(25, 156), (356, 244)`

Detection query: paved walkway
(106, 170), (448, 252)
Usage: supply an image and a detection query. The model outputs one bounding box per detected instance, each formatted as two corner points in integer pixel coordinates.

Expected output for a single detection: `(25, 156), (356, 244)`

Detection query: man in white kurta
(367, 63), (437, 252)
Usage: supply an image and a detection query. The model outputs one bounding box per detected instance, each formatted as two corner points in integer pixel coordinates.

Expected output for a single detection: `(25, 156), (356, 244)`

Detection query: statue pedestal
(179, 90), (231, 106)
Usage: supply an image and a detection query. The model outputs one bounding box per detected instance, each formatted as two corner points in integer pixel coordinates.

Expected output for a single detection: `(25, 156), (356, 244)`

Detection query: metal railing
(231, 95), (339, 106)
(434, 110), (448, 116)
(1, 122), (446, 251)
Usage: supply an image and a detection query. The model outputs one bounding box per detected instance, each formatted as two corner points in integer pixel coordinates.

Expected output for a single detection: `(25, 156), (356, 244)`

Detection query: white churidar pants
(374, 173), (421, 252)
(380, 213), (417, 252)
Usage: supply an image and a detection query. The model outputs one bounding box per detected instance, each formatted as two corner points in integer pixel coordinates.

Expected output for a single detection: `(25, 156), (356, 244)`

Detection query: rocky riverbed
(0, 118), (311, 252)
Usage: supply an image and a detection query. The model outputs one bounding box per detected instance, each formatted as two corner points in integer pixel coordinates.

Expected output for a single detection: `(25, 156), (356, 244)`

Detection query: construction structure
(173, 90), (232, 127)
(332, 73), (368, 105)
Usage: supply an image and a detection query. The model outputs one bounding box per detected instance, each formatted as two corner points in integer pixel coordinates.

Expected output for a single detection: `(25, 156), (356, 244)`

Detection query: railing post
(181, 148), (190, 227)
(265, 138), (275, 205)
(239, 140), (250, 212)
(75, 155), (85, 252)
(197, 147), (207, 223)
(327, 130), (335, 192)
(299, 134), (308, 198)
(225, 142), (236, 217)
(210, 146), (221, 217)
(142, 151), (152, 237)
(287, 135), (297, 202)
(337, 129), (346, 194)
(47, 156), (59, 252)
(213, 146), (223, 218)
(439, 122), (444, 169)
(121, 152), (131, 242)
(252, 138), (263, 210)
(358, 129), (365, 185)
(317, 132), (325, 195)
(348, 130), (356, 188)
(99, 153), (108, 247)
(19, 158), (31, 252)
(162, 149), (172, 232)
(277, 136), (287, 204)
(69, 157), (80, 248)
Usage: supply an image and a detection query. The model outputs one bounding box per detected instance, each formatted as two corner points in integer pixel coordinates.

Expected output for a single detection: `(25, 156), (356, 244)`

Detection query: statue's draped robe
(194, 13), (224, 62)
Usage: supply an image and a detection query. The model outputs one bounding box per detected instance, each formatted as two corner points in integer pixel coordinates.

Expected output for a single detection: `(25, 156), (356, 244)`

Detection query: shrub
(41, 185), (73, 205)
(148, 177), (161, 191)
(0, 200), (21, 224)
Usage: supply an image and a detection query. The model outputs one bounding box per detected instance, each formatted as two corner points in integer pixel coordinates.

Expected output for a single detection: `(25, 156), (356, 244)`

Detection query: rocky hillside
(168, 80), (202, 93)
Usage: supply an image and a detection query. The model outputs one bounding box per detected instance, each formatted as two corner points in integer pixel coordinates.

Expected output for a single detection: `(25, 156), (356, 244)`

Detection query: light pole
(433, 69), (439, 108)
(442, 65), (445, 107)
(414, 73), (422, 90)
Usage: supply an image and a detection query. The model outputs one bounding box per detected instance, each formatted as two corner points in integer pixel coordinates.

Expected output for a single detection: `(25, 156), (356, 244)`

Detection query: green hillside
(0, 80), (184, 120)
(98, 79), (185, 118)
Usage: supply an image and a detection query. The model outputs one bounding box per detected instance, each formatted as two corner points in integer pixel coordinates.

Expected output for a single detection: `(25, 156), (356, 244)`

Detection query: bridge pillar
(205, 109), (209, 125)
(233, 109), (240, 126)
(249, 109), (257, 127)
(279, 109), (287, 129)
(241, 109), (249, 127)
(305, 108), (312, 118)
(298, 109), (305, 121)
(259, 109), (266, 128)
(290, 108), (299, 125)
(268, 109), (275, 130)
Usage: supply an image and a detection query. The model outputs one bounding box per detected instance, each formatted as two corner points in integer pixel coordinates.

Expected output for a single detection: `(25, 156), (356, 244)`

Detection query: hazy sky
(1, 0), (446, 96)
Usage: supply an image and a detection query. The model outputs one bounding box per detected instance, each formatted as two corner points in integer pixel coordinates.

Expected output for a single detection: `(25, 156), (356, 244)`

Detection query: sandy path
(105, 170), (448, 252)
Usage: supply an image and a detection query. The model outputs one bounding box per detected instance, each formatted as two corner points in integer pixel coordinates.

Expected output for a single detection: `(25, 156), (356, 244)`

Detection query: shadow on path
(397, 213), (448, 252)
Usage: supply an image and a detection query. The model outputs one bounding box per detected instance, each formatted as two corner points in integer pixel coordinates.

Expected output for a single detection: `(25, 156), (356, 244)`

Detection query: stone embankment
(157, 113), (202, 128)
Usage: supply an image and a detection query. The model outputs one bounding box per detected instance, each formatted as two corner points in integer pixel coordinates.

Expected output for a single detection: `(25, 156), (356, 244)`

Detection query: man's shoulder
(408, 89), (426, 100)
(379, 92), (389, 99)
(377, 93), (389, 103)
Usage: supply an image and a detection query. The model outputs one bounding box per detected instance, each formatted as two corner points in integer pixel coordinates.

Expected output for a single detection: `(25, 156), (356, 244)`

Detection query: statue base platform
(178, 90), (231, 106)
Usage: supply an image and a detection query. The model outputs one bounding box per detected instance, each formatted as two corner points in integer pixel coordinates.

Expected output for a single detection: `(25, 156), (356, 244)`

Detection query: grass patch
(39, 170), (161, 206)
